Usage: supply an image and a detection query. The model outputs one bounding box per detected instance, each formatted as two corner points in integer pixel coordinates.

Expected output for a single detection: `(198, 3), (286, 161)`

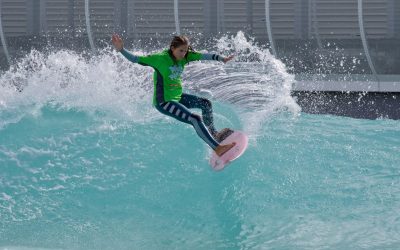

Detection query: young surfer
(112, 34), (235, 156)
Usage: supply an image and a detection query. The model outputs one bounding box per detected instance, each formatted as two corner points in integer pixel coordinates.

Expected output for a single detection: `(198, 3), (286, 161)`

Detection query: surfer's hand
(223, 55), (234, 63)
(112, 34), (124, 52)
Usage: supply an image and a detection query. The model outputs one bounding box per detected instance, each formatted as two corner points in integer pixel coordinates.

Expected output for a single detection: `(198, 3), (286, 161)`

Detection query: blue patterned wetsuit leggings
(155, 93), (220, 150)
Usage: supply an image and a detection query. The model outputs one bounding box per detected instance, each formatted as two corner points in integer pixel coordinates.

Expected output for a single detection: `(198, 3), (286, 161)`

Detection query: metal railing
(0, 0), (398, 75)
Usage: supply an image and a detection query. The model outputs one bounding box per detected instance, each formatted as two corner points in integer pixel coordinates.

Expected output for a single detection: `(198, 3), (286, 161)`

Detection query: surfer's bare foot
(215, 142), (236, 157)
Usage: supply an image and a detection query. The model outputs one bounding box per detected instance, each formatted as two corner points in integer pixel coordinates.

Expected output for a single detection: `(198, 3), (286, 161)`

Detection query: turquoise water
(1, 33), (400, 249)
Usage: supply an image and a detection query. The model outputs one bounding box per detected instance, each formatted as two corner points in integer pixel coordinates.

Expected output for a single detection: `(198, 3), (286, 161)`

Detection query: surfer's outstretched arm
(200, 54), (234, 63)
(186, 50), (235, 64)
(120, 49), (139, 63)
(112, 34), (140, 63)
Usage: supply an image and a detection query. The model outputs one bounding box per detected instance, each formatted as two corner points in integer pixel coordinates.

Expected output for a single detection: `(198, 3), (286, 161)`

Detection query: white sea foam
(0, 32), (299, 133)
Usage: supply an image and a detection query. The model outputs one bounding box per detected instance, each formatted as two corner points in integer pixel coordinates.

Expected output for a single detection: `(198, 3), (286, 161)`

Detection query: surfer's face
(171, 44), (189, 60)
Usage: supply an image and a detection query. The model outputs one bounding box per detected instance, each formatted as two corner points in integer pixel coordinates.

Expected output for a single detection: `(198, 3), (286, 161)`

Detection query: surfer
(112, 34), (235, 156)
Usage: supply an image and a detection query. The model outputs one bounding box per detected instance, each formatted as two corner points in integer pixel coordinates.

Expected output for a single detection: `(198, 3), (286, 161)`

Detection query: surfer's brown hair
(168, 35), (194, 62)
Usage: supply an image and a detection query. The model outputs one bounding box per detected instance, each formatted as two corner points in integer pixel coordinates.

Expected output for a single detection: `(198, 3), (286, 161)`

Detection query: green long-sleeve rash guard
(120, 48), (225, 105)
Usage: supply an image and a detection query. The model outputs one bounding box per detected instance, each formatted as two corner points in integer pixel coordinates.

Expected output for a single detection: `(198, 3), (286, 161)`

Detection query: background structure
(1, 0), (399, 118)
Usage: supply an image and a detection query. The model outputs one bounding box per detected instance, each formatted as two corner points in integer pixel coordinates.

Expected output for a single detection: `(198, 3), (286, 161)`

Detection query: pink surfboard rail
(209, 131), (248, 171)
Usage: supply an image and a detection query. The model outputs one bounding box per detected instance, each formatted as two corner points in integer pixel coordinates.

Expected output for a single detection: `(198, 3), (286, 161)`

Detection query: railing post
(174, 0), (180, 35)
(217, 0), (224, 33)
(358, 0), (379, 86)
(85, 0), (95, 51)
(115, 0), (128, 35)
(127, 0), (135, 39)
(0, 0), (11, 65)
(204, 0), (216, 36)
(246, 0), (253, 35)
(39, 0), (47, 34)
(68, 0), (74, 37)
(265, 0), (277, 55)
(310, 0), (322, 49)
